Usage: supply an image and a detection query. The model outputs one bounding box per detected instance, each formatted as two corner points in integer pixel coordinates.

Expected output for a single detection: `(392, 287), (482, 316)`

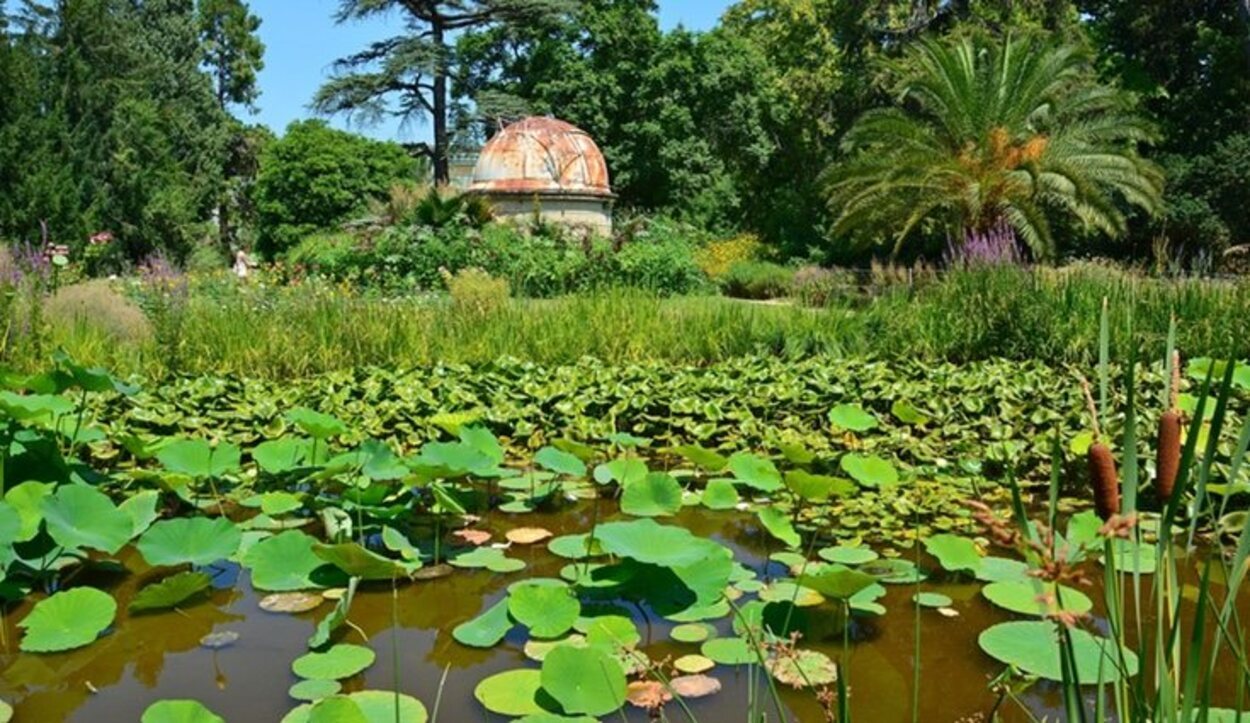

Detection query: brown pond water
(1, 503), (1246, 723)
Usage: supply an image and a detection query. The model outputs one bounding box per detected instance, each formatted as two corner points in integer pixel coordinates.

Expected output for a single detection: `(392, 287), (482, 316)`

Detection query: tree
(825, 34), (1163, 259)
(198, 0), (264, 111)
(313, 0), (572, 185)
(253, 120), (418, 258)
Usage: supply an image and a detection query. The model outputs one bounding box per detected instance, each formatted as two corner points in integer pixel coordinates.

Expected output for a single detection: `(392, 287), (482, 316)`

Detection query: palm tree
(825, 34), (1164, 259)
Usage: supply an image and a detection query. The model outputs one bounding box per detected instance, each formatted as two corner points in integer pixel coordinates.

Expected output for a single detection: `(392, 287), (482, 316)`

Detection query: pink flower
(89, 231), (114, 245)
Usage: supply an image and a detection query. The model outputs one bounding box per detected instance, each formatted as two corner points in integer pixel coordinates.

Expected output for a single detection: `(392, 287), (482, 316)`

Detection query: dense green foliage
(252, 121), (418, 258)
(826, 34), (1163, 259)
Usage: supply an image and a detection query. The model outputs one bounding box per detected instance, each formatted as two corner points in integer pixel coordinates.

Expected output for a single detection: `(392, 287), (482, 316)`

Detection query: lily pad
(702, 637), (759, 665)
(727, 453), (782, 492)
(259, 592), (324, 614)
(547, 534), (604, 560)
(42, 485), (134, 555)
(506, 527), (554, 545)
(140, 700), (225, 723)
(541, 645), (627, 717)
(767, 649), (838, 688)
(130, 572), (213, 613)
(974, 556), (1031, 583)
(675, 654), (715, 674)
(244, 530), (333, 591)
(701, 479), (740, 510)
(799, 565), (877, 600)
(509, 583), (580, 639)
(20, 587), (116, 652)
(289, 679), (342, 702)
(982, 581), (1093, 617)
(138, 517), (242, 567)
(291, 644), (376, 681)
(450, 547), (526, 573)
(829, 404), (878, 432)
(840, 454), (898, 488)
(978, 620), (1139, 683)
(474, 669), (548, 717)
(924, 534), (982, 573)
(818, 546), (879, 565)
(669, 674), (722, 699)
(620, 473), (683, 517)
(913, 592), (953, 608)
(670, 623), (714, 643)
(453, 599), (513, 648)
(313, 542), (410, 580)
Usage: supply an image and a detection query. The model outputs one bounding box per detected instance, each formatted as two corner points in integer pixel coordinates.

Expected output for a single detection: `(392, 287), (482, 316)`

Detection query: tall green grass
(13, 265), (1250, 379)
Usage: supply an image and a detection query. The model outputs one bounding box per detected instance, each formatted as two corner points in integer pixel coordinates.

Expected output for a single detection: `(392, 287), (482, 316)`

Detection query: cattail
(1156, 350), (1183, 502)
(1089, 442), (1121, 521)
(1081, 374), (1121, 521)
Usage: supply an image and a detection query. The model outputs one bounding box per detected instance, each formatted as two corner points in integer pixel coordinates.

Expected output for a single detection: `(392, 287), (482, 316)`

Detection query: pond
(3, 496), (1245, 723)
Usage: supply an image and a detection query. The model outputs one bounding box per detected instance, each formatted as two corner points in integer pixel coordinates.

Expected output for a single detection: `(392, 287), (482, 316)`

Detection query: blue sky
(247, 0), (734, 141)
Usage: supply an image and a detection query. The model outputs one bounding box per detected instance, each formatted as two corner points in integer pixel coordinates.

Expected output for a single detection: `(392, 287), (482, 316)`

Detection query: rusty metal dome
(469, 117), (613, 198)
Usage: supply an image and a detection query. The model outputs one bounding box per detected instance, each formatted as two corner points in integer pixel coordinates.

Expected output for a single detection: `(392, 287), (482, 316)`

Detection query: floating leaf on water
(310, 578), (359, 650)
(913, 592), (953, 608)
(130, 572), (213, 613)
(138, 517), (242, 567)
(582, 615), (640, 650)
(42, 485), (134, 555)
(593, 458), (649, 486)
(453, 599), (513, 649)
(524, 635), (587, 662)
(19, 587), (116, 652)
(784, 470), (855, 503)
(244, 530), (336, 591)
(799, 565), (876, 600)
(674, 654), (715, 674)
(818, 546), (879, 565)
(974, 556), (1030, 583)
(509, 582), (580, 639)
(289, 679), (342, 702)
(541, 645), (628, 717)
(828, 404), (878, 432)
(701, 637), (758, 665)
(862, 558), (926, 584)
(259, 491), (305, 517)
(450, 547), (525, 573)
(474, 669), (548, 717)
(625, 680), (672, 710)
(672, 445), (728, 472)
(669, 674), (721, 699)
(506, 527), (554, 545)
(593, 519), (734, 606)
(453, 529), (492, 546)
(291, 644), (376, 681)
(0, 701), (11, 723)
(289, 692), (425, 723)
(260, 592), (324, 614)
(982, 581), (1093, 617)
(924, 534), (982, 573)
(620, 473), (684, 517)
(1099, 539), (1158, 574)
(140, 699), (225, 723)
(199, 631), (240, 649)
(670, 623), (715, 643)
(767, 649), (838, 688)
(534, 447), (587, 478)
(158, 438), (242, 478)
(840, 454), (899, 488)
(978, 620), (1139, 683)
(759, 581), (825, 607)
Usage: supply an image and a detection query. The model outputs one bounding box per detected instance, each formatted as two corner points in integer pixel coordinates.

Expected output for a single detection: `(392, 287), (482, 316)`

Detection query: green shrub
(286, 231), (360, 273)
(719, 261), (794, 300)
(253, 120), (418, 259)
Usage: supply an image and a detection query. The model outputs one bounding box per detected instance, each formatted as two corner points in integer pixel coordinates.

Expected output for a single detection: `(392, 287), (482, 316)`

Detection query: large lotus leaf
(509, 583), (580, 639)
(292, 644), (376, 680)
(474, 669), (549, 717)
(130, 572), (213, 613)
(982, 581), (1094, 617)
(891, 400), (930, 426)
(313, 543), (410, 581)
(701, 479), (740, 510)
(673, 444), (728, 472)
(279, 691), (428, 723)
(253, 438), (312, 474)
(757, 507), (801, 548)
(141, 699), (225, 723)
(592, 458), (648, 486)
(0, 391), (73, 422)
(158, 439), (242, 478)
(799, 565), (877, 600)
(840, 454), (899, 488)
(541, 645), (627, 716)
(593, 519), (733, 605)
(19, 587), (116, 652)
(1208, 710), (1250, 723)
(42, 484), (134, 554)
(244, 530), (333, 591)
(619, 473), (683, 517)
(534, 447), (586, 478)
(974, 556), (1031, 583)
(828, 404), (878, 432)
(119, 490), (161, 537)
(924, 534), (982, 573)
(286, 408), (347, 439)
(0, 502), (19, 546)
(784, 470), (855, 502)
(453, 598), (513, 648)
(410, 441), (495, 478)
(5, 481), (52, 541)
(978, 621), (1138, 683)
(701, 637), (758, 664)
(727, 453), (782, 492)
(138, 517), (242, 567)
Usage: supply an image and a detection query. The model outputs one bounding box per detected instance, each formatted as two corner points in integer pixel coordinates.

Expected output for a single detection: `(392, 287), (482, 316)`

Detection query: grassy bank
(19, 265), (1250, 379)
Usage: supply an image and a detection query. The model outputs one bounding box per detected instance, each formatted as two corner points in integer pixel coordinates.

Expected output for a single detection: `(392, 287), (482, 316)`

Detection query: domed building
(468, 117), (615, 236)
